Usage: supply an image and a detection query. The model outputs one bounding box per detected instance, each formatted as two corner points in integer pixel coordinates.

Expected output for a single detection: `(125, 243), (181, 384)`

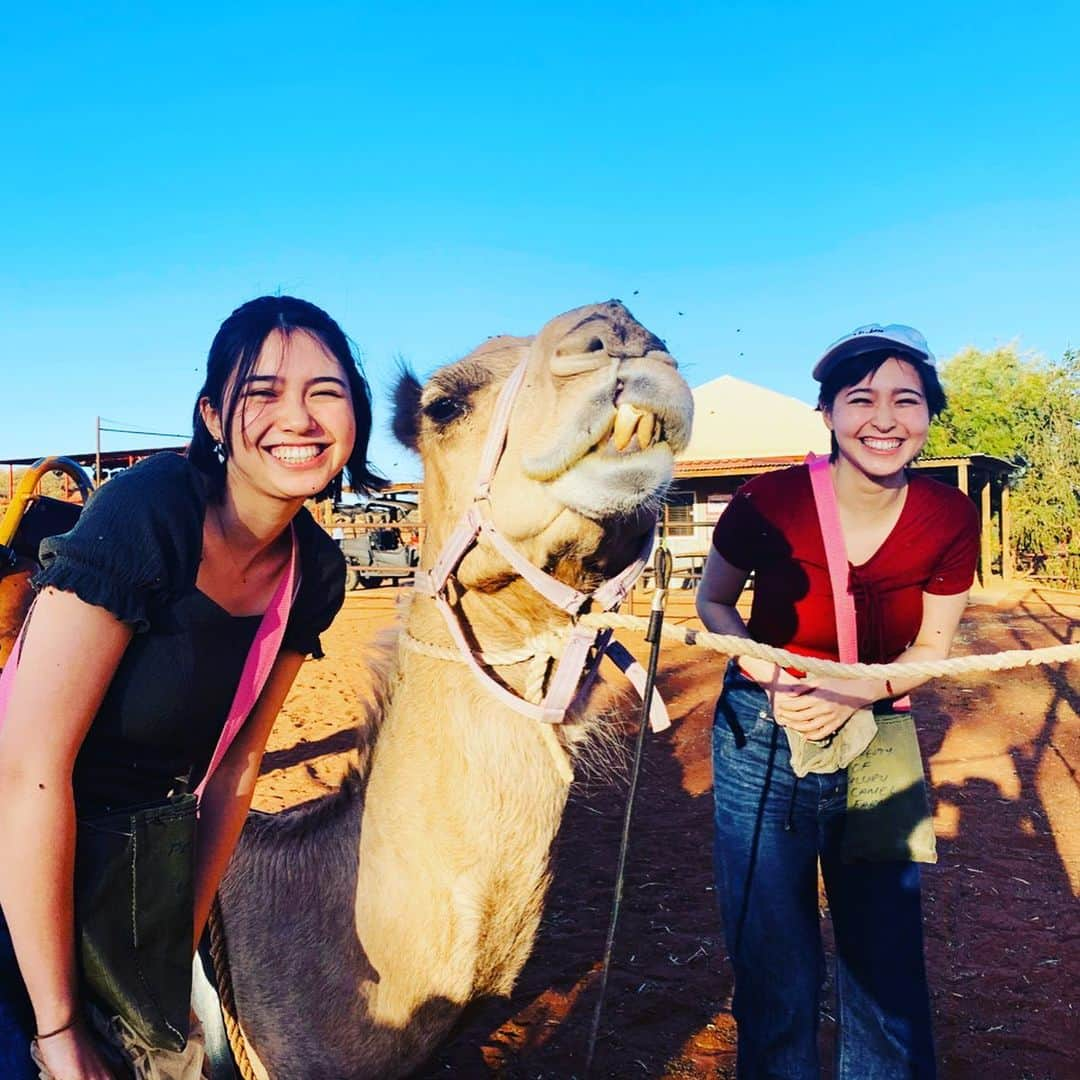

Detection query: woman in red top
(697, 324), (978, 1079)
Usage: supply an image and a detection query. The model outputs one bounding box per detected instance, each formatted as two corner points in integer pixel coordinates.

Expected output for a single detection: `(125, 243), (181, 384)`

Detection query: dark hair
(816, 349), (947, 463)
(189, 295), (385, 501)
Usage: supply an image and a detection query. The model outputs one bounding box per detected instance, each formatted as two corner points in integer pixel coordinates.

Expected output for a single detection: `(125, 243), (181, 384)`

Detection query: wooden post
(957, 461), (969, 495)
(1001, 481), (1013, 582)
(980, 476), (993, 586)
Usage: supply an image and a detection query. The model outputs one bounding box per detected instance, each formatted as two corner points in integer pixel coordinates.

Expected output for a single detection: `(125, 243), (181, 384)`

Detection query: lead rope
(208, 899), (258, 1080)
(575, 615), (1080, 680)
(583, 546), (673, 1078)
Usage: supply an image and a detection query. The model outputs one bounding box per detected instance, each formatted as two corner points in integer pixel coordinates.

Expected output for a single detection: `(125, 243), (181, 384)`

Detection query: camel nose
(549, 308), (671, 377)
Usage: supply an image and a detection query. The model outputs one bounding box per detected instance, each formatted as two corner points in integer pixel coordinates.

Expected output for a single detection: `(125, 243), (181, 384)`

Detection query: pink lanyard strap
(195, 525), (297, 797)
(0, 525), (298, 802)
(806, 454), (910, 709)
(805, 453), (858, 664)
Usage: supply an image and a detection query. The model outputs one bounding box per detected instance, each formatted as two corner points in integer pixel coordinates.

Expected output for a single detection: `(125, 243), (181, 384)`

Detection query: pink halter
(412, 358), (670, 731)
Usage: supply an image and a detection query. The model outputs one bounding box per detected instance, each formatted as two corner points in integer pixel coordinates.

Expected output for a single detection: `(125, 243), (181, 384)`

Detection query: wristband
(36, 1015), (78, 1040)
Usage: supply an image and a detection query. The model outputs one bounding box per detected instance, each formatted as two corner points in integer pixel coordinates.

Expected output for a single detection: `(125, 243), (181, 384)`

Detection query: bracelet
(36, 1015), (78, 1041)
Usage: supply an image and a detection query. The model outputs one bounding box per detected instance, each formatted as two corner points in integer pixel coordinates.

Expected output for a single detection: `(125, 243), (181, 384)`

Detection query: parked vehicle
(332, 490), (421, 589)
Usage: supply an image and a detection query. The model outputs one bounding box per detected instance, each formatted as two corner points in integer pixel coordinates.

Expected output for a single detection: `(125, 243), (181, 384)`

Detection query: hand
(771, 675), (873, 743)
(34, 1021), (123, 1080)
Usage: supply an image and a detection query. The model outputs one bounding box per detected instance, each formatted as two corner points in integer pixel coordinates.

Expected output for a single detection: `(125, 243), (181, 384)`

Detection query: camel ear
(392, 367), (423, 451)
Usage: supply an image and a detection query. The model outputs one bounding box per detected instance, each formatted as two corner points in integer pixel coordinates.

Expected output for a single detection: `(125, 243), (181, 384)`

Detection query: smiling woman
(697, 323), (979, 1078)
(190, 296), (380, 505)
(0, 296), (383, 1078)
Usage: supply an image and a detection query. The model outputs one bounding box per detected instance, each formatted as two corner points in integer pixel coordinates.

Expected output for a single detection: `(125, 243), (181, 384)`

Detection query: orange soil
(253, 584), (1079, 1079)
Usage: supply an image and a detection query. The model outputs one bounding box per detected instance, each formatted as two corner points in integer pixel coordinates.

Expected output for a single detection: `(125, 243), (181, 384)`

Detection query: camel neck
(408, 586), (572, 680)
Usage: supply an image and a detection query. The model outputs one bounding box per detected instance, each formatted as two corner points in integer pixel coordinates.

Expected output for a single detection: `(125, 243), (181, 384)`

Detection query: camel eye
(424, 396), (468, 425)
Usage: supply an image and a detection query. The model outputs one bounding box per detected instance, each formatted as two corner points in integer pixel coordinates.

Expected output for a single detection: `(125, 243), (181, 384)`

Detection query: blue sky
(2, 2), (1077, 479)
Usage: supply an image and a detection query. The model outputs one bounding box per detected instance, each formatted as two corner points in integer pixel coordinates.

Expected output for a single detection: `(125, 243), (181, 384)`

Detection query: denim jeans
(0, 911), (38, 1080)
(712, 661), (935, 1079)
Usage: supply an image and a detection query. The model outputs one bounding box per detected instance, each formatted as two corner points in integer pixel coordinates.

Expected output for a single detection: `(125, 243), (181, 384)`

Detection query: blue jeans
(0, 911), (37, 1080)
(712, 662), (935, 1079)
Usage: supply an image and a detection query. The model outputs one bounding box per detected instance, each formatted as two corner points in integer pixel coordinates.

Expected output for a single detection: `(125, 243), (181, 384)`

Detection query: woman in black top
(0, 295), (381, 1079)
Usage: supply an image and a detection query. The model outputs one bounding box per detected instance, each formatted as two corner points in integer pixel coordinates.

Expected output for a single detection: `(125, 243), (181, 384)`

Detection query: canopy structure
(0, 447), (185, 503)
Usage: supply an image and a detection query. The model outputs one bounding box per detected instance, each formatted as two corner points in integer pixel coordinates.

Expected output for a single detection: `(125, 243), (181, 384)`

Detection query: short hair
(189, 296), (385, 501)
(816, 349), (947, 463)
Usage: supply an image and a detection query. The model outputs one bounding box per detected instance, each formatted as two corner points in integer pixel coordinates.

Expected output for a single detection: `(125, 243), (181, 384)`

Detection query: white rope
(401, 619), (1080, 681)
(399, 630), (567, 668)
(578, 613), (1080, 679)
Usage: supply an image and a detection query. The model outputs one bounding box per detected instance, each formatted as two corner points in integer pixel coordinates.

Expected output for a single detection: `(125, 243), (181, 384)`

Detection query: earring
(213, 440), (227, 465)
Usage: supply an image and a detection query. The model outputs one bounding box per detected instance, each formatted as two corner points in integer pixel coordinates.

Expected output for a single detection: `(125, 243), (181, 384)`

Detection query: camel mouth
(506, 341), (694, 523)
(546, 441), (675, 521)
(526, 397), (687, 521)
(521, 397), (682, 486)
(531, 361), (693, 520)
(609, 402), (662, 453)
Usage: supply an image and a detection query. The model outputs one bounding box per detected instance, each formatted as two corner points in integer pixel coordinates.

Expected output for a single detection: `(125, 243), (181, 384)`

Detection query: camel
(213, 300), (695, 1079)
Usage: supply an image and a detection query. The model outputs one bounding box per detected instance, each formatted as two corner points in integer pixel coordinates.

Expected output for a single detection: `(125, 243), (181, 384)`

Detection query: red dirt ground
(252, 583), (1079, 1079)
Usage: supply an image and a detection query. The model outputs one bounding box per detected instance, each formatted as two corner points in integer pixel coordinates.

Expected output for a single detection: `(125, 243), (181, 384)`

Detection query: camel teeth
(638, 410), (655, 449)
(612, 402), (642, 451)
(610, 403), (660, 453)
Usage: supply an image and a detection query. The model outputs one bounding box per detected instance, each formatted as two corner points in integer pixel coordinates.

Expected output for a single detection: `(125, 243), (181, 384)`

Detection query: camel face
(395, 301), (693, 588)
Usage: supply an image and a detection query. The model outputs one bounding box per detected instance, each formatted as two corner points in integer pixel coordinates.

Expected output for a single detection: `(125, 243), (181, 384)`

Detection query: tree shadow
(259, 728), (357, 773)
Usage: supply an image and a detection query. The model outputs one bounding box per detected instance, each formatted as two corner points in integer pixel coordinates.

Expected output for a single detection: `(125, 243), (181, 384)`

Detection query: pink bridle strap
(475, 357), (530, 498)
(414, 527), (664, 728)
(411, 356), (670, 732)
(604, 640), (671, 732)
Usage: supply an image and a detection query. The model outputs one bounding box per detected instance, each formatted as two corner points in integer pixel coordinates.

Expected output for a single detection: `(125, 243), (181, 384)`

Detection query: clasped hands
(767, 671), (877, 743)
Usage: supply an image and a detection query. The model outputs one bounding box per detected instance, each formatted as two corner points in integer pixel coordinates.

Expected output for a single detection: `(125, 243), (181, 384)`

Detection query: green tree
(927, 345), (1080, 588)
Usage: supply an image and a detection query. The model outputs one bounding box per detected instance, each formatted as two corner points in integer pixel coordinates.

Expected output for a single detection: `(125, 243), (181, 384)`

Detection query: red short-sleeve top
(711, 465), (980, 663)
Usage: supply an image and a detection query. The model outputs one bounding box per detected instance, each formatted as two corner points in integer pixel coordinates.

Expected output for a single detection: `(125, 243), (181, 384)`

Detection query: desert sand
(252, 583), (1079, 1079)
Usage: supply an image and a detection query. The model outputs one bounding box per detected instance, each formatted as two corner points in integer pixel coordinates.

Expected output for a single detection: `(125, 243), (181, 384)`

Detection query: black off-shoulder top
(31, 453), (345, 811)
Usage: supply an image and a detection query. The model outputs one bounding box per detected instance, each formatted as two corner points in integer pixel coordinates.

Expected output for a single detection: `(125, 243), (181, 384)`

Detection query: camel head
(393, 300), (693, 594)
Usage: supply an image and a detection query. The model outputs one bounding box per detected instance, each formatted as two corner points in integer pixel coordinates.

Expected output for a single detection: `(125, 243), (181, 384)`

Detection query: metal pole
(583, 545), (672, 1077)
(95, 416), (101, 487)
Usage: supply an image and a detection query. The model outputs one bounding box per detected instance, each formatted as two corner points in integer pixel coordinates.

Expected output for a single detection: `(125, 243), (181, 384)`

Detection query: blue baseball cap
(813, 323), (936, 382)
